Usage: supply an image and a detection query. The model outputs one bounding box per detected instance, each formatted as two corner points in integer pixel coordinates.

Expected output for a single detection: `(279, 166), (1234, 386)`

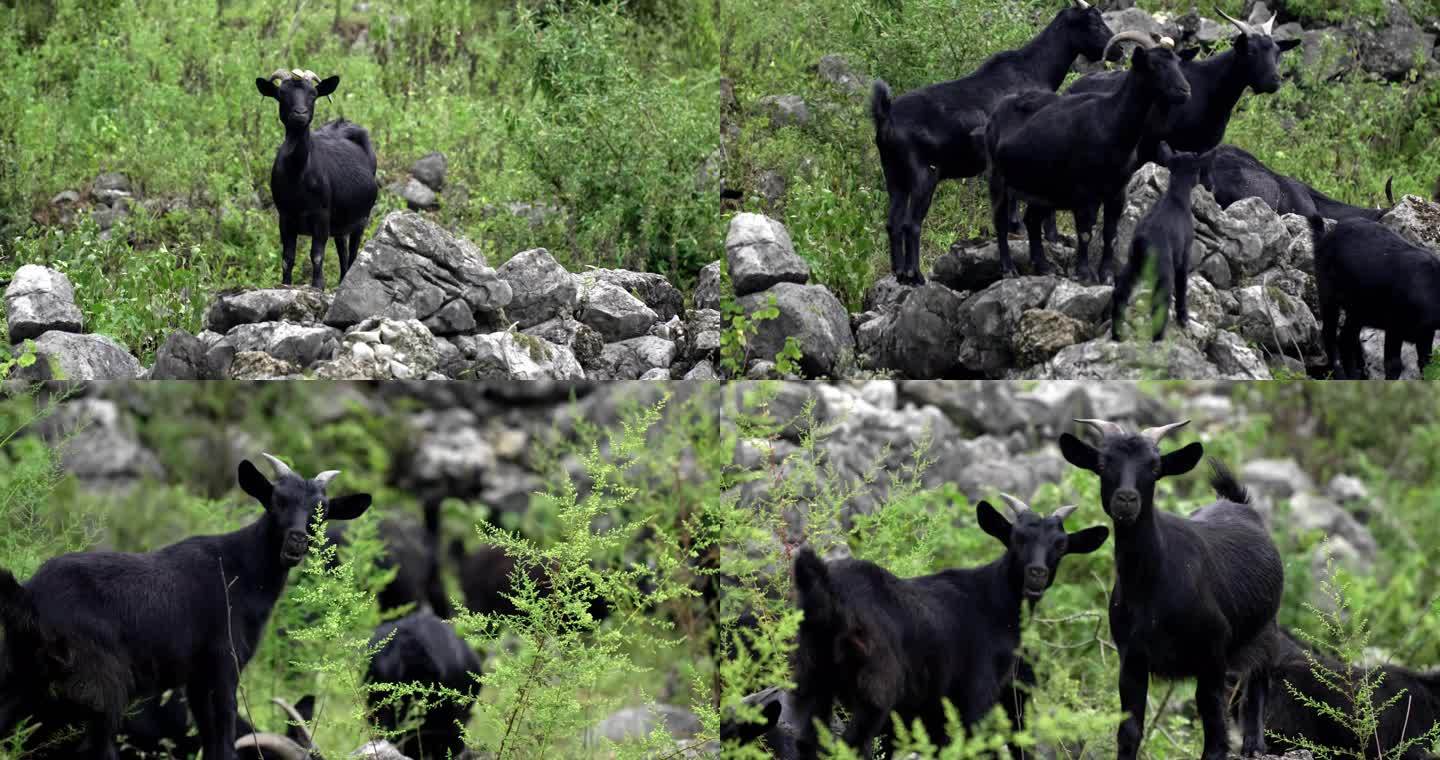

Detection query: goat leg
(1416, 329), (1435, 374)
(346, 224), (366, 282)
(1152, 256), (1173, 342)
(279, 218), (299, 287)
(885, 188), (907, 282)
(331, 234), (348, 283)
(840, 706), (888, 760)
(1239, 666), (1269, 756)
(308, 230), (329, 290)
(1321, 301), (1343, 378)
(991, 179), (1019, 278)
(1174, 253), (1190, 328)
(1116, 650), (1149, 760)
(1024, 205), (1052, 276)
(1339, 320), (1366, 379)
(1384, 329), (1406, 380)
(1111, 240), (1146, 341)
(1098, 192), (1124, 284)
(1196, 672), (1230, 760)
(904, 170), (939, 286)
(1072, 206), (1100, 284)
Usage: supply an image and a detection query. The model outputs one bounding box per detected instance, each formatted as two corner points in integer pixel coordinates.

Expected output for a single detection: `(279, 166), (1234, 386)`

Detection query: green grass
(0, 0), (719, 362)
(722, 0), (1440, 311)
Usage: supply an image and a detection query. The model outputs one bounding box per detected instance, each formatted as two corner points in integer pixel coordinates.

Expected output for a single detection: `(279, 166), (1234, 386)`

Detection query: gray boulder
(397, 177), (438, 210)
(816, 54), (870, 96)
(754, 94), (810, 129)
(523, 317), (604, 369)
(1014, 309), (1090, 366)
(590, 268), (684, 321)
(592, 336), (678, 380)
(324, 212), (512, 332)
(206, 288), (330, 334)
(209, 322), (341, 369)
(587, 704), (702, 745)
(1347, 2), (1436, 81)
(737, 282), (854, 377)
(956, 276), (1059, 374)
(1232, 282), (1320, 359)
(1207, 329), (1273, 380)
(410, 151), (447, 190)
(13, 331), (141, 381)
(311, 318), (443, 380)
(726, 213), (810, 296)
(576, 279), (659, 341)
(150, 330), (210, 380)
(227, 350), (302, 379)
(695, 260), (722, 311)
(468, 331), (585, 380)
(5, 265), (84, 343)
(1022, 336), (1221, 379)
(1380, 195), (1440, 251)
(496, 247), (579, 328)
(872, 282), (966, 378)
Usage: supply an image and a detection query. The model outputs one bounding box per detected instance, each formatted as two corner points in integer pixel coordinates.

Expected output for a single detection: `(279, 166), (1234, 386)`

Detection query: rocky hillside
(726, 169), (1440, 380)
(5, 212), (723, 381)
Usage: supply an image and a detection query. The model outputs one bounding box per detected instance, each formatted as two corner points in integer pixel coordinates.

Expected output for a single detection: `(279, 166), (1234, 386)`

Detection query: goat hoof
(1241, 739), (1267, 756)
(1075, 267), (1097, 285)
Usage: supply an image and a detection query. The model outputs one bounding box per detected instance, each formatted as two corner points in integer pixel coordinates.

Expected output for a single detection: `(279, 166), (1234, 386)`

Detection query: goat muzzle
(1110, 489), (1141, 522)
(281, 532), (309, 564)
(1023, 567), (1049, 598)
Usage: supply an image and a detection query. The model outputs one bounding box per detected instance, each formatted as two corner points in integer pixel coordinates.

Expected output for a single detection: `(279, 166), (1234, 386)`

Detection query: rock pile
(7, 212), (717, 381)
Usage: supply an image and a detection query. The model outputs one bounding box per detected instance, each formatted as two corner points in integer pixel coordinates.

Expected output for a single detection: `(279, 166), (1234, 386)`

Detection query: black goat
(1209, 144), (1395, 221)
(1066, 9), (1298, 166)
(871, 0), (1113, 285)
(0, 455), (372, 759)
(366, 610), (483, 760)
(790, 496), (1109, 759)
(255, 69), (378, 290)
(326, 507), (452, 618)
(1264, 628), (1440, 757)
(721, 687), (800, 759)
(1112, 143), (1216, 341)
(986, 32), (1192, 283)
(451, 540), (610, 624)
(1059, 419), (1283, 760)
(1312, 217), (1440, 379)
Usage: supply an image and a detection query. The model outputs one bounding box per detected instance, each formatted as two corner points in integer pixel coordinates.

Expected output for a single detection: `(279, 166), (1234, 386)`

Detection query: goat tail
(1385, 176), (1395, 207)
(1306, 213), (1328, 252)
(1208, 458), (1251, 505)
(870, 79), (893, 132)
(793, 547), (836, 630)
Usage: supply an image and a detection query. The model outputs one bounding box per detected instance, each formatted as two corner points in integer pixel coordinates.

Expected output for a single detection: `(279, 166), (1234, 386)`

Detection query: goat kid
(871, 0), (1112, 285)
(1060, 419), (1283, 760)
(1111, 143), (1216, 341)
(255, 69), (378, 290)
(0, 455), (371, 760)
(986, 32), (1191, 284)
(791, 496), (1109, 759)
(366, 610), (483, 760)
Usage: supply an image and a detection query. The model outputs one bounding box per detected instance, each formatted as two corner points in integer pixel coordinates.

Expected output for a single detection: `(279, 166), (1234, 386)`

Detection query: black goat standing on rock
(985, 31), (1192, 283)
(870, 0), (1113, 286)
(1111, 143), (1216, 342)
(1059, 419), (1283, 760)
(0, 454), (372, 759)
(790, 495), (1110, 759)
(256, 68), (378, 290)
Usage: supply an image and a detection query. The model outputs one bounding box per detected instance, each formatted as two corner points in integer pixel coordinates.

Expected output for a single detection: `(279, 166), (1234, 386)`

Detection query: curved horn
(1158, 35), (1176, 49)
(1260, 12), (1276, 36)
(271, 697), (315, 748)
(1072, 0), (1091, 9)
(1103, 30), (1160, 62)
(268, 68), (292, 83)
(1052, 505), (1078, 522)
(235, 732), (309, 760)
(1074, 418), (1128, 439)
(1214, 6), (1255, 36)
(261, 453), (297, 481)
(1385, 176), (1395, 207)
(998, 492), (1032, 519)
(313, 470), (340, 489)
(1140, 420), (1191, 444)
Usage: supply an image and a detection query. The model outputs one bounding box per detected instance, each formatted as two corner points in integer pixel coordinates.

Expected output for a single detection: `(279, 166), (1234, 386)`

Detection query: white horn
(1140, 420), (1191, 444)
(998, 492), (1032, 519)
(261, 453), (297, 480)
(1074, 418), (1128, 439)
(1214, 6), (1255, 36)
(1103, 31), (1161, 63)
(1052, 505), (1078, 522)
(1072, 0), (1091, 9)
(313, 470), (340, 489)
(1260, 12), (1276, 36)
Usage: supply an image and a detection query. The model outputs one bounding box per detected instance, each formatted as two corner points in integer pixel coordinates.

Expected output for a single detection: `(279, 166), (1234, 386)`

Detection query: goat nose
(1026, 567), (1047, 581)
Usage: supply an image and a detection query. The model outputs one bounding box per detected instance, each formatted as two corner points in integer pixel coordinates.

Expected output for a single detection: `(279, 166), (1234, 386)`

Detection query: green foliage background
(0, 383), (723, 758)
(721, 0), (1440, 310)
(0, 0), (719, 361)
(719, 381), (1440, 758)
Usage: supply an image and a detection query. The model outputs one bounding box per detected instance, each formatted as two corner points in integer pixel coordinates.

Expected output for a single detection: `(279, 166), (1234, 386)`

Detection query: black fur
(0, 460), (371, 759)
(1265, 629), (1440, 758)
(1060, 429), (1284, 760)
(1208, 144), (1394, 221)
(255, 74), (378, 289)
(720, 687), (799, 759)
(1112, 143), (1217, 341)
(367, 610), (483, 760)
(326, 506), (452, 618)
(872, 3), (1113, 285)
(789, 502), (1109, 759)
(986, 43), (1191, 284)
(1312, 217), (1440, 379)
(451, 541), (609, 624)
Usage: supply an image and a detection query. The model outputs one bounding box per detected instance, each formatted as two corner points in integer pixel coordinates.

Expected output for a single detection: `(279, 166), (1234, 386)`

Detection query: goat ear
(238, 460), (273, 506)
(1066, 525), (1110, 555)
(1277, 38), (1301, 52)
(256, 78), (279, 98)
(325, 493), (372, 521)
(316, 75), (340, 97)
(976, 501), (1013, 545)
(1160, 441), (1205, 477)
(294, 695), (316, 722)
(1058, 433), (1100, 472)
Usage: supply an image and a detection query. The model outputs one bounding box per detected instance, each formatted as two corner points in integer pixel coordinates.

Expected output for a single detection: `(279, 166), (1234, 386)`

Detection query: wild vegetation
(0, 383), (722, 758)
(0, 0), (718, 362)
(719, 381), (1440, 758)
(721, 0), (1440, 312)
